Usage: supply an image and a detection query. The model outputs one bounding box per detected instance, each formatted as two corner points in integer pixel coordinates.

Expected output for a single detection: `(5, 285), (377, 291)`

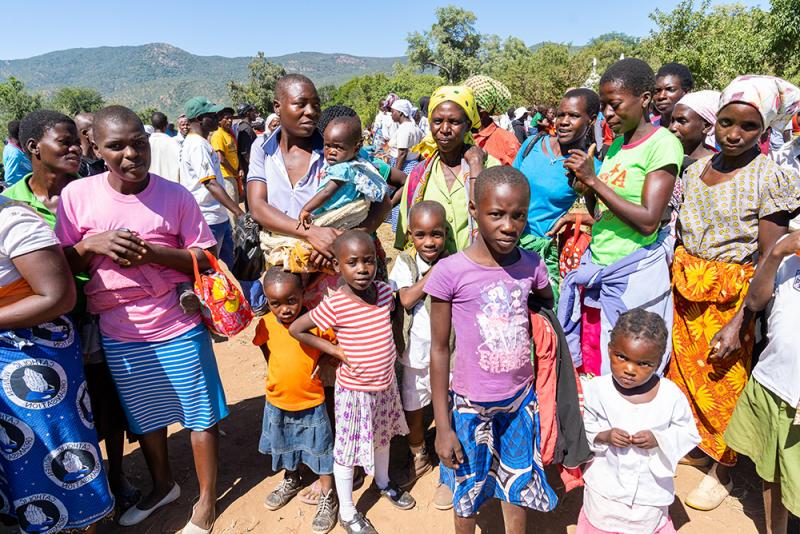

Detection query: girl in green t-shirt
(559, 58), (682, 377)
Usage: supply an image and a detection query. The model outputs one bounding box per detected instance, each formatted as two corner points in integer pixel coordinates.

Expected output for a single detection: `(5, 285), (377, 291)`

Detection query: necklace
(612, 374), (659, 396)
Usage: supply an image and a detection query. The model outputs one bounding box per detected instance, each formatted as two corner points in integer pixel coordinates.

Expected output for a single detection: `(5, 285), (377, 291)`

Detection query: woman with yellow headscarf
(394, 86), (500, 253)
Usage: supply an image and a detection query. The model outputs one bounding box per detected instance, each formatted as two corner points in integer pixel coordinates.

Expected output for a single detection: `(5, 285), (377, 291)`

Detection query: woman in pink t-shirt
(56, 106), (225, 533)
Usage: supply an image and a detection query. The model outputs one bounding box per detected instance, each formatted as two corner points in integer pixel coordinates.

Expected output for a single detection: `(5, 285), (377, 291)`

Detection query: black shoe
(339, 512), (378, 534)
(377, 481), (416, 510)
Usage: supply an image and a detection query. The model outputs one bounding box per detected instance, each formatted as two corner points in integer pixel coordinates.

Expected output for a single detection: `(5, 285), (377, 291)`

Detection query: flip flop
(299, 480), (322, 505)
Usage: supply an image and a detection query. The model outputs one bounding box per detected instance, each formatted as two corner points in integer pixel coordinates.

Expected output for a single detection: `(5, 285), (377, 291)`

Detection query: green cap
(184, 97), (224, 120)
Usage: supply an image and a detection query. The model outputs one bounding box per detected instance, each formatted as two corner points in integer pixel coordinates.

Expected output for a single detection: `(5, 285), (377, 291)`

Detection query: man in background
(74, 112), (106, 177)
(210, 106), (242, 224)
(2, 120), (32, 187)
(236, 103), (257, 179)
(148, 111), (181, 182)
(176, 114), (190, 147)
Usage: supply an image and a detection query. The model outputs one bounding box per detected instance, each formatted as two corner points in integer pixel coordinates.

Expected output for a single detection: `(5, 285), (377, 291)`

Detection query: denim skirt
(258, 399), (334, 475)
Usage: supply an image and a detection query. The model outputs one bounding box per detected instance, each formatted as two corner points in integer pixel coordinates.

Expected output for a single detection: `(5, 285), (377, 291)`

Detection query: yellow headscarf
(412, 85), (480, 158)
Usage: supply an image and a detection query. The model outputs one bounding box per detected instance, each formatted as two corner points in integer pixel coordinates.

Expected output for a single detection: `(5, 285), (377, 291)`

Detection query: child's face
(653, 75), (687, 120)
(334, 238), (377, 292)
(265, 280), (303, 324)
(27, 122), (81, 176)
(608, 335), (661, 389)
(469, 183), (529, 257)
(323, 123), (360, 165)
(94, 119), (151, 183)
(408, 211), (447, 264)
(715, 103), (763, 157)
(275, 82), (321, 139)
(600, 81), (649, 135)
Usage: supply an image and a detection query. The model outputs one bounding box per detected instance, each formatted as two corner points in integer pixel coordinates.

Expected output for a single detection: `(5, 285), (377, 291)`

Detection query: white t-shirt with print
(389, 121), (422, 161)
(752, 244), (800, 407)
(179, 133), (229, 226)
(388, 253), (432, 369)
(0, 200), (60, 286)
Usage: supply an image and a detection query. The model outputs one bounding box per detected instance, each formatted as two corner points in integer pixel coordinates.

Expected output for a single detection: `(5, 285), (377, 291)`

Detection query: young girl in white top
(580, 308), (701, 534)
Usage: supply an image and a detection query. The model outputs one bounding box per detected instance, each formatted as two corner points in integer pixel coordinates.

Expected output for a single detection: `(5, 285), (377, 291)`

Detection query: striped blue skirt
(102, 323), (229, 435)
(387, 158), (420, 231)
(0, 316), (114, 532)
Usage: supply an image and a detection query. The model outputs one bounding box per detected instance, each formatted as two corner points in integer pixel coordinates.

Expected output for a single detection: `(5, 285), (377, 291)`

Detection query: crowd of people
(0, 56), (799, 534)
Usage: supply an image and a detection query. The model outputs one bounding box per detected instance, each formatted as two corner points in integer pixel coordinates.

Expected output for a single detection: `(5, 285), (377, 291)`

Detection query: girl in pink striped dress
(290, 230), (413, 534)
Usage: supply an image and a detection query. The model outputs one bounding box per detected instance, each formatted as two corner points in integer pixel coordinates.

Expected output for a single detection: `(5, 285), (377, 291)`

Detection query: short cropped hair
(656, 62), (694, 92)
(473, 166), (530, 204)
(18, 110), (75, 155)
(600, 58), (656, 97)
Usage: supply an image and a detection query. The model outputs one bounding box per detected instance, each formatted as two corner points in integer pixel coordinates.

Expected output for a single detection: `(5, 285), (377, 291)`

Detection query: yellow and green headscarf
(462, 75), (512, 116)
(412, 85), (480, 158)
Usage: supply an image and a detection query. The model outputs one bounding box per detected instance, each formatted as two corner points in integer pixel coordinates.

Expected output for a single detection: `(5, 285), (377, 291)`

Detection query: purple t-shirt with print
(425, 249), (549, 402)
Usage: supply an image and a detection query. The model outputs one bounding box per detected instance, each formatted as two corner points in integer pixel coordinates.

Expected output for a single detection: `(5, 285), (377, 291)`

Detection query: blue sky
(1, 0), (769, 60)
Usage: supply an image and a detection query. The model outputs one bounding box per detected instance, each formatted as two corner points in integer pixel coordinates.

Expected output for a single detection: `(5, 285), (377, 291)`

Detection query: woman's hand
(82, 230), (147, 267)
(435, 429), (465, 469)
(564, 143), (598, 191)
(464, 144), (487, 171)
(546, 212), (576, 237)
(709, 312), (745, 361)
(306, 226), (343, 262)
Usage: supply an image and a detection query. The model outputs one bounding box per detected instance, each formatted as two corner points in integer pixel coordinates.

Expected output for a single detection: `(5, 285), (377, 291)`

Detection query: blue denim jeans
(208, 221), (234, 268)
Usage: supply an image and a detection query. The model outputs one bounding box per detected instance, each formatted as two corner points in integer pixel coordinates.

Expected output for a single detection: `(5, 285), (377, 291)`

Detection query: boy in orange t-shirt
(253, 267), (338, 532)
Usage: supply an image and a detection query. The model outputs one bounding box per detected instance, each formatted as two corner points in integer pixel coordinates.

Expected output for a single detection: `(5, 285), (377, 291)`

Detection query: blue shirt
(2, 143), (32, 187)
(513, 135), (601, 238)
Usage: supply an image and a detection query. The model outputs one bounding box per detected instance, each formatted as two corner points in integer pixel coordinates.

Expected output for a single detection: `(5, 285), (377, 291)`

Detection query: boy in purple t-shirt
(425, 166), (558, 532)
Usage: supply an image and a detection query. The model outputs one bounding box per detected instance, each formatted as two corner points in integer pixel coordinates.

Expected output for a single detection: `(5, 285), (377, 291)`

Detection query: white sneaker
(685, 465), (732, 511)
(118, 483), (180, 526)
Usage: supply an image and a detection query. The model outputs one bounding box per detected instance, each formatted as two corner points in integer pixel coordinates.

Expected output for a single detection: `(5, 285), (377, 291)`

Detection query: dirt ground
(35, 226), (778, 533)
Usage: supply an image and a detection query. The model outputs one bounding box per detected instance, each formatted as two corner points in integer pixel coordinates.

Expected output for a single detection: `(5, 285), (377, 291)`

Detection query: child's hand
(296, 210), (314, 231)
(631, 430), (658, 449)
(435, 429), (464, 469)
(330, 344), (350, 367)
(597, 428), (631, 448)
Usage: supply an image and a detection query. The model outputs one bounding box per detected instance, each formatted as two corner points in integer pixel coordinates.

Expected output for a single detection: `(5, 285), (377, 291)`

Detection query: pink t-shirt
(55, 172), (216, 342)
(425, 249), (549, 402)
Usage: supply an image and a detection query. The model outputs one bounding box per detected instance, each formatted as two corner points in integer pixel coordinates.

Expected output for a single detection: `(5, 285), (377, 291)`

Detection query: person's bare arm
(395, 148), (409, 170)
(125, 243), (212, 274)
(746, 228), (800, 312)
(298, 181), (342, 228)
(431, 297), (463, 469)
(398, 269), (433, 310)
(0, 246), (76, 329)
(204, 180), (244, 218)
(288, 312), (347, 364)
(248, 180), (341, 261)
(387, 167), (407, 189)
(354, 195), (392, 235)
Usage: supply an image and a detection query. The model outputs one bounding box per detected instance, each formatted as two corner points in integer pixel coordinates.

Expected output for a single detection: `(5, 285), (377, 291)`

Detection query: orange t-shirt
(252, 312), (334, 411)
(473, 122), (521, 166)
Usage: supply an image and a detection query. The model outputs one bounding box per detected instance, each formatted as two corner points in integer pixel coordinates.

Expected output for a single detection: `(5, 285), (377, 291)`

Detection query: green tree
(768, 0), (800, 81)
(49, 87), (105, 116)
(406, 5), (482, 82)
(639, 0), (772, 89)
(136, 107), (159, 124)
(0, 77), (43, 122)
(227, 52), (286, 114)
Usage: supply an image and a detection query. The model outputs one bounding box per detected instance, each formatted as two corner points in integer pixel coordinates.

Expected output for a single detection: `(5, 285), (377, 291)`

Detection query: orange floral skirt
(667, 246), (754, 465)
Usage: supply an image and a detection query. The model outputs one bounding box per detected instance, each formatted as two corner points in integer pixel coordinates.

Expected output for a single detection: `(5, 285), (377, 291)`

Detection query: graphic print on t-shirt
(476, 279), (529, 373)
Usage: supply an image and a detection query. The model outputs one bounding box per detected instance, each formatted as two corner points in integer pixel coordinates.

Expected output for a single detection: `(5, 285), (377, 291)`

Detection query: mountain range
(0, 43), (404, 119)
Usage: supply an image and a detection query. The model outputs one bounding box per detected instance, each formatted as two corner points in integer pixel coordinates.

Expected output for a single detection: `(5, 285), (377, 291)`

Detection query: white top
(418, 116), (430, 137)
(772, 137), (800, 174)
(752, 243), (800, 407)
(179, 133), (228, 226)
(389, 121), (422, 161)
(0, 199), (60, 286)
(499, 114), (513, 132)
(149, 132), (181, 183)
(388, 253), (431, 369)
(582, 375), (700, 532)
(373, 111), (396, 143)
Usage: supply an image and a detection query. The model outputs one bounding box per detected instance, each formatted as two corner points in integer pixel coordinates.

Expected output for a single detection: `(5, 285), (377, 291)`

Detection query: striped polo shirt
(309, 281), (396, 391)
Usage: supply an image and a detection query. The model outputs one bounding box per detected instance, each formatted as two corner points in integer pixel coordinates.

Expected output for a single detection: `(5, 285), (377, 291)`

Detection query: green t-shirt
(590, 127), (683, 266)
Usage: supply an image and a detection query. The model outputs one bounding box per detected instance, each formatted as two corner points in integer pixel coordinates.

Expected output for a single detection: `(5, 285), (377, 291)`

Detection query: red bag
(559, 213), (591, 277)
(191, 250), (253, 337)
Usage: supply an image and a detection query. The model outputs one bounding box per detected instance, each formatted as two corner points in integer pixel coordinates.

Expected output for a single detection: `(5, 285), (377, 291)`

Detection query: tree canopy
(50, 87), (105, 116)
(227, 52), (286, 114)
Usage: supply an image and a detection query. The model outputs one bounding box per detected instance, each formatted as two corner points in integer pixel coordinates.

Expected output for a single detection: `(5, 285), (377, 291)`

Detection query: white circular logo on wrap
(43, 442), (101, 490)
(29, 317), (74, 349)
(14, 493), (67, 533)
(1, 359), (67, 410)
(0, 413), (34, 460)
(75, 382), (94, 429)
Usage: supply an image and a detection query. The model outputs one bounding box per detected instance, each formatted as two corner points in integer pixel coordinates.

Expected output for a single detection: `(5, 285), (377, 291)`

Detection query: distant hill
(0, 43), (404, 119)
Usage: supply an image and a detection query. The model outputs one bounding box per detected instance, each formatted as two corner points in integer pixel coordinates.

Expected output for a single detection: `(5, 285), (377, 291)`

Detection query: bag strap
(521, 132), (548, 161)
(190, 249), (222, 283)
